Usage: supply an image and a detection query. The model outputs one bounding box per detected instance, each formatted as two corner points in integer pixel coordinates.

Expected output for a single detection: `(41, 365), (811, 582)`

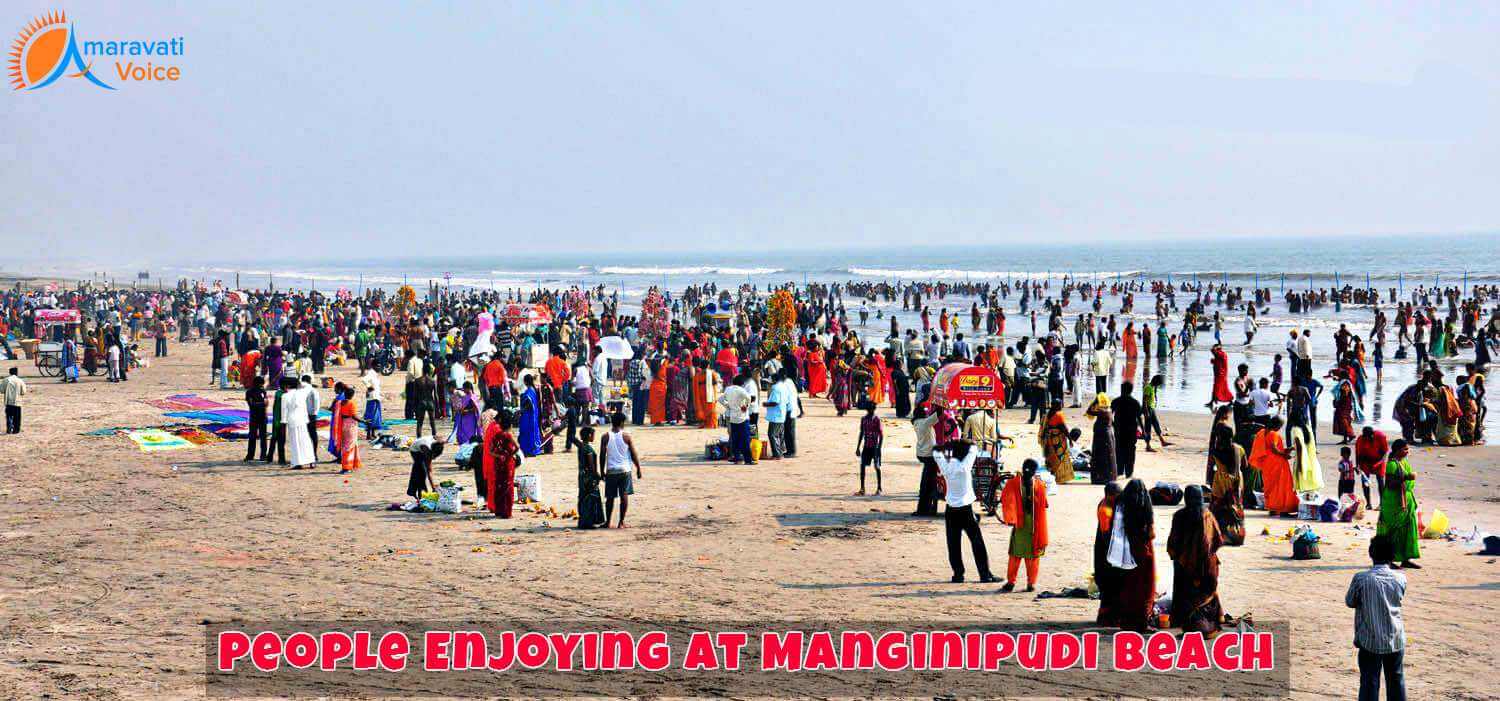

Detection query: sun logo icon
(8, 10), (112, 90)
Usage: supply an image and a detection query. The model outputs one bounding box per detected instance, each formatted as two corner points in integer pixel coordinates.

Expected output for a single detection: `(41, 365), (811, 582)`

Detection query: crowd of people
(4, 272), (1494, 701)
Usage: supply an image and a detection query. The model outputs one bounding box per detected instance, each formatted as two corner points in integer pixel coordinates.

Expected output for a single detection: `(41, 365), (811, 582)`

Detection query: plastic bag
(1297, 494), (1323, 520)
(436, 485), (463, 514)
(514, 474), (541, 503)
(1421, 508), (1449, 539)
(1292, 525), (1321, 559)
(1037, 469), (1059, 496)
(1318, 498), (1340, 523)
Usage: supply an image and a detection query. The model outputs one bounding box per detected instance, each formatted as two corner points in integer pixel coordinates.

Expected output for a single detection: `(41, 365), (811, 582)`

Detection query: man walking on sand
(2, 368), (26, 434)
(1347, 535), (1407, 701)
(600, 413), (643, 528)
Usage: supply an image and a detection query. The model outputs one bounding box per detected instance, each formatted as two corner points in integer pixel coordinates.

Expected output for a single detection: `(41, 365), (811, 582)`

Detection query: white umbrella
(597, 336), (634, 360)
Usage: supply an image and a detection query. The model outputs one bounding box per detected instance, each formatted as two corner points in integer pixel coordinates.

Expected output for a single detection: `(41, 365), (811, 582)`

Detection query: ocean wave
(846, 267), (1142, 281)
(596, 266), (783, 276)
(487, 269), (588, 277)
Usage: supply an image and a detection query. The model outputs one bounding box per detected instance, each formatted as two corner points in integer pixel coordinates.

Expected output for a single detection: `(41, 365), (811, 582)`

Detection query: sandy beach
(0, 335), (1495, 700)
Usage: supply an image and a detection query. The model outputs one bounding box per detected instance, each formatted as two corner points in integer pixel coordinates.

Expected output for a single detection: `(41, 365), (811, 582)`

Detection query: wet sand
(0, 339), (1496, 700)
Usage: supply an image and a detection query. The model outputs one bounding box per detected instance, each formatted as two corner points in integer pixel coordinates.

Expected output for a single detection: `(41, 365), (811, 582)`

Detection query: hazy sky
(4, 1), (1498, 263)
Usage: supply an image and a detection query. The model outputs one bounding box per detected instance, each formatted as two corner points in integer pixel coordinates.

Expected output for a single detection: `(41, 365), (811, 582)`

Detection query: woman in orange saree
(863, 351), (885, 406)
(647, 361), (667, 425)
(1250, 417), (1296, 515)
(332, 384), (364, 473)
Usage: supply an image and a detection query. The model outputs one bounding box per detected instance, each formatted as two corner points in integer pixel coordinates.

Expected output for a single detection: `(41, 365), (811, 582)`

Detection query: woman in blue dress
(518, 373), (544, 456)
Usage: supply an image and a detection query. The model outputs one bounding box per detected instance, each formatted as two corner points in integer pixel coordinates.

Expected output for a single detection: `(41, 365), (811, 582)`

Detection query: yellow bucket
(749, 439), (763, 462)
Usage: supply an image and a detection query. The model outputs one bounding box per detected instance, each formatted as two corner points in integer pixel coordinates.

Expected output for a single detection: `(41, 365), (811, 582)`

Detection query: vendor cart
(929, 362), (1012, 513)
(34, 341), (64, 377)
(30, 310), (82, 378)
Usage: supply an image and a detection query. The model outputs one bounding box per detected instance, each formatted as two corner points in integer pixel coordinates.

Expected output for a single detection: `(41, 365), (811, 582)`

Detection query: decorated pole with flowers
(639, 287), (671, 346)
(762, 288), (796, 355)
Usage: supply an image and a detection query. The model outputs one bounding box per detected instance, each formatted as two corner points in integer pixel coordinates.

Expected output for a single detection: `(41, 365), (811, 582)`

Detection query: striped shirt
(626, 359), (647, 388)
(1345, 564), (1406, 654)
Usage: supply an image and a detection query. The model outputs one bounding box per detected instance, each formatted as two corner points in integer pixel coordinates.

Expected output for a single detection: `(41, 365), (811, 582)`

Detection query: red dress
(486, 426), (519, 518)
(805, 349), (829, 397)
(1210, 348), (1233, 403)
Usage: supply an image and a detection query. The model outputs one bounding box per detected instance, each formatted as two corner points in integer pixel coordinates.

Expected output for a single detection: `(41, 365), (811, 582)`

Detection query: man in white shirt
(777, 371), (803, 457)
(1295, 329), (1313, 381)
(2, 368), (26, 434)
(936, 439), (997, 583)
(740, 369), (761, 439)
(301, 375), (322, 463)
(1091, 341), (1113, 395)
(590, 348), (609, 409)
(912, 405), (941, 516)
(1249, 378), (1275, 423)
(719, 374), (754, 464)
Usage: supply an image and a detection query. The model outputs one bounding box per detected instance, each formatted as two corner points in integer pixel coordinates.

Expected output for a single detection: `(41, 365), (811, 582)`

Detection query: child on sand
(854, 402), (883, 495)
(1338, 446), (1356, 500)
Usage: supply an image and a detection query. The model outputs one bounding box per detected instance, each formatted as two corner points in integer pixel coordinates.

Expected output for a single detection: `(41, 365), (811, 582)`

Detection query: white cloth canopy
(596, 336), (633, 360)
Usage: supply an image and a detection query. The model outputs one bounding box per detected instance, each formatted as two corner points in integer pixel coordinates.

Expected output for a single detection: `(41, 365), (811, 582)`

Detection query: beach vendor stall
(929, 362), (1011, 513)
(32, 309), (82, 377)
(499, 302), (553, 327)
(595, 335), (634, 411)
(499, 303), (555, 368)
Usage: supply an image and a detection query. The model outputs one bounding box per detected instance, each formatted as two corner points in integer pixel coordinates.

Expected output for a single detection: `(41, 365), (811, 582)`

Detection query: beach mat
(139, 394), (233, 411)
(163, 409), (332, 424)
(171, 427), (223, 445)
(167, 393), (232, 409)
(140, 399), (198, 411)
(164, 409), (254, 423)
(126, 429), (193, 452)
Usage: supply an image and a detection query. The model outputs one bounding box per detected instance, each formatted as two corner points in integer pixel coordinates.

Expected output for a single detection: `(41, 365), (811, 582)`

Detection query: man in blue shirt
(762, 371), (789, 459)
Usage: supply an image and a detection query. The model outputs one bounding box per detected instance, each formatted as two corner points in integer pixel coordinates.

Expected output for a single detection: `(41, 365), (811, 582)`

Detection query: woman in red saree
(486, 414), (520, 518)
(240, 349), (261, 388)
(805, 343), (829, 398)
(1207, 344), (1233, 408)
